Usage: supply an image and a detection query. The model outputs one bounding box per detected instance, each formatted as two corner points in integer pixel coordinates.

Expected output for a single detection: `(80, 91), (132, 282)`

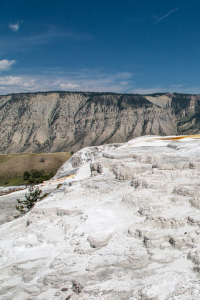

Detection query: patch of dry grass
(0, 152), (71, 186)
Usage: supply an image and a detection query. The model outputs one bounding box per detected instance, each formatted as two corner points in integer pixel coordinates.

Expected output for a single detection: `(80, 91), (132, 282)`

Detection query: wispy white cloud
(0, 28), (92, 52)
(8, 22), (21, 32)
(59, 83), (79, 89)
(154, 6), (180, 25)
(0, 76), (23, 86)
(119, 81), (128, 86)
(170, 84), (182, 87)
(1, 70), (200, 95)
(131, 88), (164, 94)
(22, 30), (92, 45)
(0, 70), (133, 94)
(0, 59), (16, 72)
(168, 85), (200, 94)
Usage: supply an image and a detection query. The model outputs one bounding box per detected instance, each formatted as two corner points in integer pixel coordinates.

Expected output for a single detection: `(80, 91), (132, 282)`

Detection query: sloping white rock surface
(2, 135), (200, 299)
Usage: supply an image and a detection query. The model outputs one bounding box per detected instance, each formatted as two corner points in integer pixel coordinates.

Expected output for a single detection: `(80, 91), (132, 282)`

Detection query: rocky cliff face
(1, 91), (200, 154)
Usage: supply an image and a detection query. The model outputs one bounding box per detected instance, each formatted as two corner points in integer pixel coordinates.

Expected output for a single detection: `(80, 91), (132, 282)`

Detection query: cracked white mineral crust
(2, 135), (200, 299)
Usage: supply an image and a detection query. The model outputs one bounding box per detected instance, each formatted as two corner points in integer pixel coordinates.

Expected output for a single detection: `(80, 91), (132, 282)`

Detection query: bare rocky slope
(1, 91), (200, 154)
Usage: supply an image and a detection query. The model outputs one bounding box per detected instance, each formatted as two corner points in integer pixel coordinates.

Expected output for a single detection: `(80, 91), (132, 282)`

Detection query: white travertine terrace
(2, 135), (200, 299)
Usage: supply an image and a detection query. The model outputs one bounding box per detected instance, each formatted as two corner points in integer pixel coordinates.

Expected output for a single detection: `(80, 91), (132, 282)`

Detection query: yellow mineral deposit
(157, 134), (200, 140)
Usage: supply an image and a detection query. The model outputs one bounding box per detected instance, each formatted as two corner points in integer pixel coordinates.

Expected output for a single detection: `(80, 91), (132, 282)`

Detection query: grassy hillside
(0, 152), (71, 186)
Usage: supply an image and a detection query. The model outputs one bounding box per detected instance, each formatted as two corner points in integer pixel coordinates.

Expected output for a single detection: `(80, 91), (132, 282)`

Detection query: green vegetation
(16, 186), (42, 215)
(177, 112), (200, 134)
(117, 95), (152, 110)
(177, 112), (196, 126)
(0, 152), (71, 186)
(40, 192), (50, 200)
(84, 93), (153, 111)
(171, 96), (191, 115)
(56, 183), (62, 189)
(22, 169), (54, 184)
(146, 92), (167, 96)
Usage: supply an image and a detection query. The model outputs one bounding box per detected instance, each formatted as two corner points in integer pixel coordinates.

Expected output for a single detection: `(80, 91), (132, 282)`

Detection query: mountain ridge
(1, 91), (200, 154)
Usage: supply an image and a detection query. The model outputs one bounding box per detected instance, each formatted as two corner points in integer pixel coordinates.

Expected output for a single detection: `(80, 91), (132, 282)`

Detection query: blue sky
(0, 0), (200, 94)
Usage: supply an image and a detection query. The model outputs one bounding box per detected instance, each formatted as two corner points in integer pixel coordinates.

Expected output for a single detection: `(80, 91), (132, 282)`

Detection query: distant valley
(1, 91), (200, 154)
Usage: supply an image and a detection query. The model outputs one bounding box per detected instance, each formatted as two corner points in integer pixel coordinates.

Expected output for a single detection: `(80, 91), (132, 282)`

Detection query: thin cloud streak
(131, 88), (164, 94)
(168, 86), (200, 94)
(0, 29), (92, 53)
(170, 84), (182, 87)
(154, 6), (180, 25)
(23, 30), (92, 44)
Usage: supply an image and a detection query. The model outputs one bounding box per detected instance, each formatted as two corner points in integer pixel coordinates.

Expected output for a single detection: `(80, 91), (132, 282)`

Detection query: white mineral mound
(2, 135), (200, 299)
